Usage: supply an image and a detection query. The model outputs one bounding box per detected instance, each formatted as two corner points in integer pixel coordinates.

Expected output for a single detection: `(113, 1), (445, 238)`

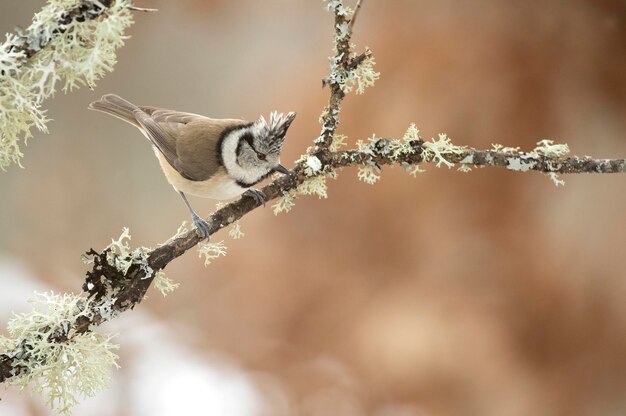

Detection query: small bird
(89, 94), (295, 238)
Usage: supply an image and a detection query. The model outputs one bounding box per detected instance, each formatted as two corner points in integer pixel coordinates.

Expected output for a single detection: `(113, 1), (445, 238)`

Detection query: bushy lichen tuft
(531, 140), (569, 186)
(0, 0), (134, 169)
(105, 227), (153, 277)
(533, 139), (570, 158)
(197, 241), (228, 267)
(491, 143), (521, 154)
(330, 133), (348, 152)
(3, 292), (119, 415)
(153, 271), (180, 297)
(401, 162), (426, 176)
(421, 133), (467, 168)
(228, 221), (245, 239)
(547, 172), (565, 187)
(298, 176), (329, 198)
(341, 52), (380, 95)
(357, 164), (381, 185)
(273, 190), (298, 215)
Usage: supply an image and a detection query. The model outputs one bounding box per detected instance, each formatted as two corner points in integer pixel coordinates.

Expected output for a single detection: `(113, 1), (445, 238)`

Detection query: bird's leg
(178, 191), (210, 239)
(243, 188), (266, 207)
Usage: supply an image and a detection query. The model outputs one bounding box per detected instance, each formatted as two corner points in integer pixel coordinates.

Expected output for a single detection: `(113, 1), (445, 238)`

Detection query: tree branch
(348, 0), (364, 31)
(1, 0), (624, 406)
(2, 134), (624, 383)
(316, 0), (357, 152)
(3, 0), (137, 73)
(0, 0), (141, 169)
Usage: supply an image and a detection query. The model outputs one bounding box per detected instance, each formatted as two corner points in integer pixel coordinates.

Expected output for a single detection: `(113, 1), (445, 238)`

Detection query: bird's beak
(274, 164), (290, 175)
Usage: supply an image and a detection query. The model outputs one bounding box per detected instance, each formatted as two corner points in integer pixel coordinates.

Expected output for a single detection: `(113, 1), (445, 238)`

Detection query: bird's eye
(256, 152), (266, 161)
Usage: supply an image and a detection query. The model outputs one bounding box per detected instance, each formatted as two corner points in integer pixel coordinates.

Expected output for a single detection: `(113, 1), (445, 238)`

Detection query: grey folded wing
(139, 107), (233, 181)
(89, 94), (223, 182)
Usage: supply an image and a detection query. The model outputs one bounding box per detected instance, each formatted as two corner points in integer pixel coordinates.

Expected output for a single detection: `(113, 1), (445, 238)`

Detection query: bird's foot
(191, 214), (211, 240)
(243, 189), (266, 207)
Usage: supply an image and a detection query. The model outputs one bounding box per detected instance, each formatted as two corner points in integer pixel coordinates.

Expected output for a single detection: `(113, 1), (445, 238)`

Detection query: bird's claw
(191, 214), (211, 240)
(243, 189), (266, 207)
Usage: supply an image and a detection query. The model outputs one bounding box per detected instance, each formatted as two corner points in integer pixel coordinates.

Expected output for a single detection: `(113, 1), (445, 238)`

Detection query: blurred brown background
(1, 1), (625, 415)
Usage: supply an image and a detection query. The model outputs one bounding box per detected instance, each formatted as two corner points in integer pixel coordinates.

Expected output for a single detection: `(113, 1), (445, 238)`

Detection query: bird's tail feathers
(88, 94), (141, 127)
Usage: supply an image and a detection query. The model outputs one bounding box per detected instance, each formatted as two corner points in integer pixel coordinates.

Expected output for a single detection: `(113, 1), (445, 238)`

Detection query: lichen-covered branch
(1, 129), (622, 413)
(0, 0), (139, 169)
(331, 140), (626, 175)
(2, 136), (624, 386)
(1, 0), (624, 414)
(316, 0), (378, 152)
(4, 0), (124, 64)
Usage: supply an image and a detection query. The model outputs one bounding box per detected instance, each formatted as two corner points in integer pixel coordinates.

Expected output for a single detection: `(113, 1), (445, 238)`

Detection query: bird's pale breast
(155, 150), (245, 200)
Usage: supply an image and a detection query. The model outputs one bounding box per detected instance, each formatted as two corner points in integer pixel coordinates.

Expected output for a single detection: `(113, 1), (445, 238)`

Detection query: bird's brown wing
(174, 117), (250, 181)
(134, 107), (211, 171)
(89, 95), (182, 169)
(89, 95), (248, 182)
(141, 108), (250, 181)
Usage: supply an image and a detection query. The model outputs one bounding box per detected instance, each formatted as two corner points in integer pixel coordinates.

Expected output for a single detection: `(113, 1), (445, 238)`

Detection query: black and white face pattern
(221, 112), (295, 187)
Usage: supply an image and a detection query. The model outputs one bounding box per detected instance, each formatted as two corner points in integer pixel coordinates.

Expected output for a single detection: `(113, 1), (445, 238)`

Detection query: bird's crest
(256, 111), (296, 152)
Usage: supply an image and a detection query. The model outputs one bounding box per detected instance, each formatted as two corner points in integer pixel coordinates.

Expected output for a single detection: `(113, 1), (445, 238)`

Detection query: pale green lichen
(402, 123), (420, 143)
(421, 133), (467, 168)
(533, 139), (570, 158)
(280, 136), (343, 214)
(228, 221), (245, 239)
(324, 0), (380, 97)
(105, 227), (152, 278)
(0, 0), (134, 169)
(385, 124), (420, 160)
(341, 52), (380, 95)
(531, 140), (569, 186)
(356, 138), (375, 155)
(153, 271), (179, 297)
(104, 227), (177, 297)
(2, 292), (119, 415)
(197, 240), (227, 267)
(325, 0), (353, 16)
(168, 221), (190, 242)
(298, 175), (329, 199)
(352, 127), (420, 182)
(405, 164), (427, 177)
(491, 143), (521, 154)
(273, 190), (297, 215)
(499, 139), (569, 186)
(330, 133), (348, 152)
(336, 21), (351, 41)
(357, 165), (381, 185)
(272, 174), (330, 215)
(547, 172), (565, 187)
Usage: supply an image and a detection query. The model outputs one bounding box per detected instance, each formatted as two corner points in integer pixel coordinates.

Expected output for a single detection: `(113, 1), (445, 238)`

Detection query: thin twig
(315, 0), (354, 152)
(5, 1), (122, 62)
(1, 139), (624, 383)
(128, 6), (158, 12)
(348, 0), (364, 31)
(2, 0), (625, 390)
